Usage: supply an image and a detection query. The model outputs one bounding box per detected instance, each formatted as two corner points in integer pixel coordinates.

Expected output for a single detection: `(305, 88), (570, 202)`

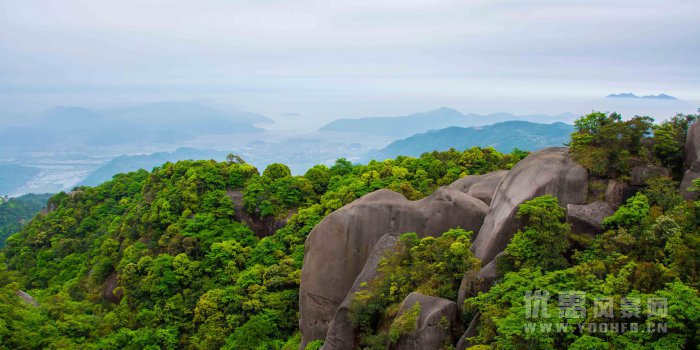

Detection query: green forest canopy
(0, 111), (699, 350)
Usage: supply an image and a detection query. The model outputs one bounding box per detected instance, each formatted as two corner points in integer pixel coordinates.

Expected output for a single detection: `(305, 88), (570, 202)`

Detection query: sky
(1, 0), (699, 129)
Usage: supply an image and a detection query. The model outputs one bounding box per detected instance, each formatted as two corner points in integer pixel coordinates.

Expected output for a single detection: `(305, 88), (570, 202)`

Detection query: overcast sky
(1, 0), (698, 128)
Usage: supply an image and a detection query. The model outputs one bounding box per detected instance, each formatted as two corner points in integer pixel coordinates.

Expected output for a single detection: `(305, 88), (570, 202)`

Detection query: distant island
(606, 93), (678, 100)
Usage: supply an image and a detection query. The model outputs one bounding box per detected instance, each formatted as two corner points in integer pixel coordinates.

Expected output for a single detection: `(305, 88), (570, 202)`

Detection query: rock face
(448, 170), (508, 205)
(299, 187), (489, 348)
(681, 122), (700, 199)
(322, 234), (400, 350)
(101, 272), (123, 304)
(566, 201), (615, 235)
(388, 293), (460, 350)
(15, 290), (39, 307)
(630, 165), (670, 186)
(605, 179), (634, 208)
(227, 190), (294, 237)
(457, 252), (502, 311)
(471, 147), (588, 266)
(456, 312), (480, 350)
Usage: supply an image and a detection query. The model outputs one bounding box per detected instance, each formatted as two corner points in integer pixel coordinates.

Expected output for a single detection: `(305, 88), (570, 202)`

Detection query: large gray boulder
(322, 234), (400, 350)
(681, 122), (700, 199)
(388, 293), (460, 350)
(449, 170), (508, 205)
(299, 188), (489, 348)
(630, 165), (670, 186)
(605, 179), (633, 209)
(471, 147), (588, 266)
(566, 201), (615, 235)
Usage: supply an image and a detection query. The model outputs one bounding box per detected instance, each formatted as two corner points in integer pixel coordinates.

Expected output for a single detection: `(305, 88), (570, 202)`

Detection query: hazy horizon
(1, 0), (699, 131)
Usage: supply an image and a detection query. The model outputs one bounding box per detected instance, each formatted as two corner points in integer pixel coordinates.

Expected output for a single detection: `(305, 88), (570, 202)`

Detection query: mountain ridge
(606, 93), (678, 100)
(319, 107), (575, 138)
(366, 120), (574, 161)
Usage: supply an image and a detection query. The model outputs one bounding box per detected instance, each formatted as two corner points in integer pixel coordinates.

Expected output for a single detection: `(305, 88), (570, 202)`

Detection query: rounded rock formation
(630, 165), (670, 186)
(388, 292), (460, 350)
(448, 170), (508, 205)
(470, 147), (588, 266)
(566, 201), (615, 235)
(322, 234), (400, 350)
(299, 187), (489, 348)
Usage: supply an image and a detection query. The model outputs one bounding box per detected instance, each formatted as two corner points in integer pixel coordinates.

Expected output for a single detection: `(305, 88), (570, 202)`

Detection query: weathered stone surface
(630, 165), (670, 186)
(457, 252), (502, 311)
(15, 290), (38, 307)
(299, 188), (489, 347)
(685, 121), (700, 168)
(456, 312), (481, 350)
(227, 190), (294, 237)
(471, 147), (588, 266)
(102, 272), (123, 304)
(681, 169), (700, 200)
(567, 201), (615, 235)
(449, 170), (508, 205)
(681, 122), (700, 199)
(605, 179), (633, 209)
(322, 234), (400, 350)
(388, 293), (460, 350)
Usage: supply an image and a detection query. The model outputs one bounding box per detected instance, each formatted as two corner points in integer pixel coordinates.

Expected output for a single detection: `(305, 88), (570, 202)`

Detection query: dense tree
(2, 111), (698, 349)
(652, 113), (699, 175)
(0, 147), (525, 349)
(499, 195), (571, 273)
(570, 112), (653, 177)
(0, 193), (52, 247)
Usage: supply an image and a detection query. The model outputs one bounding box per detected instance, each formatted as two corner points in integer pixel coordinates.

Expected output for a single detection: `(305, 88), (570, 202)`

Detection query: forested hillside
(1, 111), (699, 350)
(0, 193), (52, 248)
(0, 147), (524, 349)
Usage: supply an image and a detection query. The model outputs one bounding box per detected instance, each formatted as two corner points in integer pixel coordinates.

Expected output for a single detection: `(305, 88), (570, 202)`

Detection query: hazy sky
(1, 0), (699, 128)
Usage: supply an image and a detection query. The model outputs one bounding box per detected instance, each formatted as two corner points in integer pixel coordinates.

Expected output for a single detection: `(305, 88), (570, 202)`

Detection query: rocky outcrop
(388, 293), (460, 350)
(102, 272), (123, 304)
(299, 187), (489, 348)
(322, 234), (400, 350)
(15, 290), (38, 307)
(457, 252), (502, 311)
(456, 312), (480, 350)
(448, 170), (508, 205)
(471, 147), (588, 266)
(605, 179), (634, 208)
(566, 201), (615, 235)
(630, 165), (670, 186)
(227, 190), (294, 237)
(681, 122), (700, 199)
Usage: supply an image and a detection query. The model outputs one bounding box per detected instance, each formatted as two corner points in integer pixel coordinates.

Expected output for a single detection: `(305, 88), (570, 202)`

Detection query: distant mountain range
(606, 93), (678, 100)
(319, 107), (575, 138)
(365, 121), (574, 161)
(0, 101), (272, 154)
